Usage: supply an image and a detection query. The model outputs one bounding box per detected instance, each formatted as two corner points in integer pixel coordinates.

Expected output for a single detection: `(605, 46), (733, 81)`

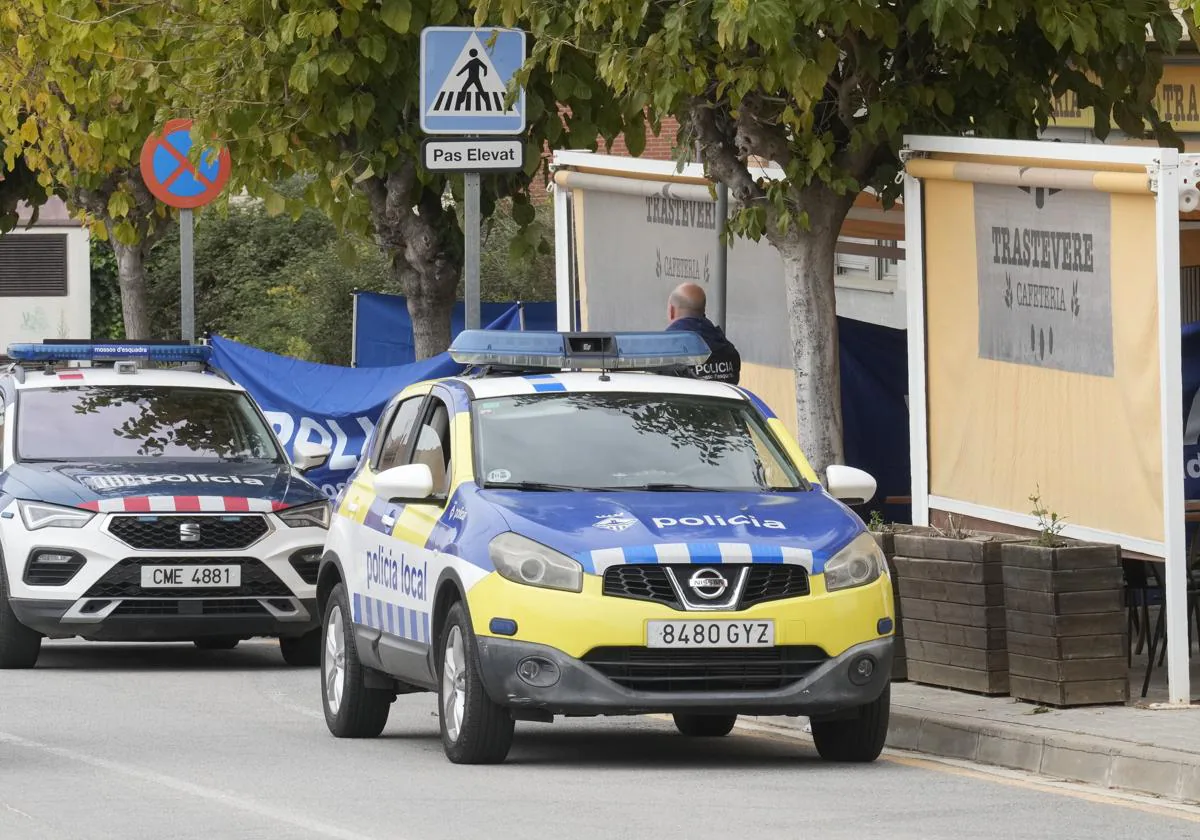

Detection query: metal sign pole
(180, 208), (195, 342)
(464, 170), (481, 330)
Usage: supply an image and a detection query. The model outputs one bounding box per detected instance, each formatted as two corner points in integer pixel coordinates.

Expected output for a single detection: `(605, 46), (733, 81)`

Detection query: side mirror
(825, 464), (877, 505)
(374, 463), (434, 502)
(293, 440), (332, 474)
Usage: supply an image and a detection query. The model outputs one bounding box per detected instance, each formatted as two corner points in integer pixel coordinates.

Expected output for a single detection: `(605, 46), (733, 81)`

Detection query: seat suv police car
(316, 330), (894, 765)
(0, 341), (333, 668)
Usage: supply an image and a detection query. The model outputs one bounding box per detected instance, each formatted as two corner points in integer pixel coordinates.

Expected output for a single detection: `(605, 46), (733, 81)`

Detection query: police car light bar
(6, 341), (213, 364)
(448, 330), (710, 370)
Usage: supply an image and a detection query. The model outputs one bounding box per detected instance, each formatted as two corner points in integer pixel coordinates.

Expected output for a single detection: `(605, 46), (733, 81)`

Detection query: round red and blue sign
(138, 118), (232, 209)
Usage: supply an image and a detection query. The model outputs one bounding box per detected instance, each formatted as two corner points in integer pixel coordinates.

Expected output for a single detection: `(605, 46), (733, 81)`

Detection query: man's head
(667, 282), (706, 323)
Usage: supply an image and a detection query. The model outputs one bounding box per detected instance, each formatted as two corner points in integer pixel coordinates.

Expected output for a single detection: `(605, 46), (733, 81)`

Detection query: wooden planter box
(1001, 541), (1128, 707)
(892, 529), (1022, 696)
(871, 530), (906, 681)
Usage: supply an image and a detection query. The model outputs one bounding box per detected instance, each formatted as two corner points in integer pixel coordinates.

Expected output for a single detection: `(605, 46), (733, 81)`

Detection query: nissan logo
(179, 522), (201, 544)
(687, 568), (728, 600)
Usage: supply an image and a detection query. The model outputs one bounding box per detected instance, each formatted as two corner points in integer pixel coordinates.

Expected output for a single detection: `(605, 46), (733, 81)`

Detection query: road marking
(726, 717), (1200, 823)
(0, 730), (389, 840)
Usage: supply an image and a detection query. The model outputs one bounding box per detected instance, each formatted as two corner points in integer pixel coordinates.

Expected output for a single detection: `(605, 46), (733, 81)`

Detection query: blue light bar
(448, 330), (710, 370)
(6, 342), (213, 364)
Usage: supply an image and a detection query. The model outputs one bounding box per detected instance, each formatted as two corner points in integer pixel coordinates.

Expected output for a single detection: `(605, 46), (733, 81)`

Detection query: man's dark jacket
(665, 317), (741, 385)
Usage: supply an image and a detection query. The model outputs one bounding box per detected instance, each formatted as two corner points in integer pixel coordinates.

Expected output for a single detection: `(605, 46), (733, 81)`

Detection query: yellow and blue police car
(315, 330), (894, 764)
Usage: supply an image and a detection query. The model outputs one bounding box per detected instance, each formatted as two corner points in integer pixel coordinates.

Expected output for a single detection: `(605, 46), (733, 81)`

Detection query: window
(15, 386), (283, 462)
(473, 393), (805, 492)
(0, 234), (69, 297)
(375, 396), (425, 472)
(411, 399), (452, 495)
(836, 238), (901, 285)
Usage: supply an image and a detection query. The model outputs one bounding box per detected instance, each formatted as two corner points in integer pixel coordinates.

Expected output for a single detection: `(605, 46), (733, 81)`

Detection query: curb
(753, 706), (1200, 804)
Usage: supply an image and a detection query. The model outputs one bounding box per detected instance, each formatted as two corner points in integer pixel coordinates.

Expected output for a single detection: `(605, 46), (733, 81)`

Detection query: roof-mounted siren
(447, 330), (711, 372)
(6, 340), (214, 367)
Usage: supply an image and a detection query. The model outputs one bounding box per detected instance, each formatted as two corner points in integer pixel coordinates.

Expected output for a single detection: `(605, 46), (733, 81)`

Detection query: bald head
(667, 282), (706, 322)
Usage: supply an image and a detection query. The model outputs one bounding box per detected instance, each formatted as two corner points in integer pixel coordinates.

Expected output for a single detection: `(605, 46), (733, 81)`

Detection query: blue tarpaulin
(352, 291), (558, 367)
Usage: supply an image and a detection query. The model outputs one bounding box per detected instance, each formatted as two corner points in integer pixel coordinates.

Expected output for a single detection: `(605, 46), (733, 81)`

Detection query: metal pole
(180, 208), (195, 341)
(464, 171), (481, 330)
(714, 182), (728, 329)
(350, 290), (359, 368)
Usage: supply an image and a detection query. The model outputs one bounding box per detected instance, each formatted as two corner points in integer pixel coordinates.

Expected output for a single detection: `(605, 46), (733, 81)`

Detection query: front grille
(109, 598), (271, 617)
(107, 515), (269, 550)
(602, 565), (679, 607)
(83, 558), (291, 598)
(741, 565), (810, 606)
(602, 564), (810, 611)
(581, 646), (829, 692)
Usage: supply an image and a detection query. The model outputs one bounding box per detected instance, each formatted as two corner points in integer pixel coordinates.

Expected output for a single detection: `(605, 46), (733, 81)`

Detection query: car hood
(0, 460), (324, 510)
(476, 487), (864, 574)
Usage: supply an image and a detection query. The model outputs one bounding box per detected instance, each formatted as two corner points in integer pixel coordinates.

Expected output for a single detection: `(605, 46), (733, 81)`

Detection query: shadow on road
(31, 640), (297, 672)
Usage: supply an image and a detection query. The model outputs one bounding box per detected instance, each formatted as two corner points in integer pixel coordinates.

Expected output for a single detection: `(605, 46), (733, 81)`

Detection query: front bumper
(474, 635), (893, 717)
(10, 596), (318, 642)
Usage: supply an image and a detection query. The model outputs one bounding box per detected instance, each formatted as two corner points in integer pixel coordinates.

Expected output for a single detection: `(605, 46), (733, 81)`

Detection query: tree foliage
(485, 0), (1182, 470)
(156, 0), (632, 358)
(0, 139), (50, 233)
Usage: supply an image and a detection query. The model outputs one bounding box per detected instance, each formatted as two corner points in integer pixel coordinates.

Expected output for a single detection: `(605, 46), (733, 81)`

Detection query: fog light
(34, 552), (76, 564)
(489, 618), (518, 636)
(516, 656), (560, 687)
(877, 617), (894, 635)
(848, 654), (877, 686)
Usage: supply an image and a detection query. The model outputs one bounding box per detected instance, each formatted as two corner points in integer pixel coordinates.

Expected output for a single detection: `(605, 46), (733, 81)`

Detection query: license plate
(646, 620), (775, 648)
(139, 565), (241, 588)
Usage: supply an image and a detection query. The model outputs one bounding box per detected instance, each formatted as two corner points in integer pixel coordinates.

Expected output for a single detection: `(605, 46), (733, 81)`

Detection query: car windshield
(473, 392), (806, 491)
(16, 386), (283, 463)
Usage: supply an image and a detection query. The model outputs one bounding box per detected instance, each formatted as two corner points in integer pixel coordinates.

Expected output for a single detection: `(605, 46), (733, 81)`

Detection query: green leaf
(264, 190), (286, 217)
(511, 200), (535, 226)
(380, 0), (413, 35)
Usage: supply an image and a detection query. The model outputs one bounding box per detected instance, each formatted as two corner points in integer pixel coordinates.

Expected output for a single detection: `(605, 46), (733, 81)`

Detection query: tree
(0, 139), (50, 233)
(0, 1), (179, 338)
(164, 0), (633, 359)
(485, 0), (1183, 471)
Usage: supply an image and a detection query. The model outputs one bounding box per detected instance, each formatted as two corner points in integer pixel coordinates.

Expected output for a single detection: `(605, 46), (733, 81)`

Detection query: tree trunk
(773, 186), (856, 476)
(404, 268), (456, 360)
(110, 238), (150, 340)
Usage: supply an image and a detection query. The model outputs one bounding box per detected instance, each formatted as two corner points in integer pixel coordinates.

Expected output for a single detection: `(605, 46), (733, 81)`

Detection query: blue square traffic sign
(420, 26), (527, 135)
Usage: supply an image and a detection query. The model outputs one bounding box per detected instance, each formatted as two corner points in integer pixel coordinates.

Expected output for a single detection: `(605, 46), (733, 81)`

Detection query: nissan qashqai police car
(0, 341), (334, 668)
(316, 330), (894, 764)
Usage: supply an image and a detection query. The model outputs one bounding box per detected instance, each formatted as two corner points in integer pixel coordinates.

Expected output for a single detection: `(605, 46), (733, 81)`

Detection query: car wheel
(279, 628), (321, 666)
(438, 601), (514, 764)
(810, 684), (890, 763)
(0, 563), (41, 669)
(321, 583), (390, 738)
(672, 713), (737, 737)
(193, 637), (240, 651)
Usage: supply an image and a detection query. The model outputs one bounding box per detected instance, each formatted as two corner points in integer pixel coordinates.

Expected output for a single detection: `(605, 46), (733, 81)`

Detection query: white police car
(316, 330), (894, 764)
(0, 341), (335, 668)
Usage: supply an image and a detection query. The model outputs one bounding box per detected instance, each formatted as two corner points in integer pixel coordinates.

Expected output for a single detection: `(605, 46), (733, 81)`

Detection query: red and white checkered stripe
(78, 496), (288, 514)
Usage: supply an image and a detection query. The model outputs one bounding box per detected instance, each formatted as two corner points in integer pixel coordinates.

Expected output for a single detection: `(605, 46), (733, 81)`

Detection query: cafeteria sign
(973, 183), (1114, 377)
(1052, 63), (1200, 133)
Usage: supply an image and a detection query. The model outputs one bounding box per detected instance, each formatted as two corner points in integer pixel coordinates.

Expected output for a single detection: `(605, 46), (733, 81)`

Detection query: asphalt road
(1, 640), (1198, 840)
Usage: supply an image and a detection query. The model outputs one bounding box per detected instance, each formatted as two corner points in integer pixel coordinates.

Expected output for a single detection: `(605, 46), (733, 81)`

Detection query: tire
(810, 684), (891, 763)
(673, 713), (737, 737)
(321, 583), (391, 738)
(0, 562), (41, 669)
(280, 627), (322, 666)
(437, 601), (514, 764)
(193, 637), (240, 651)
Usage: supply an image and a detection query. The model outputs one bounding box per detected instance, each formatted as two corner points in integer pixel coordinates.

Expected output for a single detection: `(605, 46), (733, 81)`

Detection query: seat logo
(593, 513), (636, 532)
(687, 568), (727, 600)
(179, 522), (201, 543)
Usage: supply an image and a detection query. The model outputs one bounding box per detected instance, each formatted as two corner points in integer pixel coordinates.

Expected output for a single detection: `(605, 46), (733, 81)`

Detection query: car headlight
(823, 532), (886, 592)
(277, 500), (332, 529)
(18, 501), (95, 531)
(488, 533), (583, 593)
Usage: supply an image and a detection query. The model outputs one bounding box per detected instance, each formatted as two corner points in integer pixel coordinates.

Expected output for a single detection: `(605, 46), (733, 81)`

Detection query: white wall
(0, 212), (91, 353)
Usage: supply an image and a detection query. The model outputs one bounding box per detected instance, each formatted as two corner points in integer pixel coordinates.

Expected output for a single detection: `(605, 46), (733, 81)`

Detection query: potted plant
(1000, 489), (1128, 706)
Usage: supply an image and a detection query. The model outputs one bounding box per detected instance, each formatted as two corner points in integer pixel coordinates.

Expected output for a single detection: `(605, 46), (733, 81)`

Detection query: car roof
(7, 367), (244, 392)
(453, 371), (748, 401)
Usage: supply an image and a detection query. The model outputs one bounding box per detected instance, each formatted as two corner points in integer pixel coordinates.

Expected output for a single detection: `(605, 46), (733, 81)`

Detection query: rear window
(16, 385), (283, 463)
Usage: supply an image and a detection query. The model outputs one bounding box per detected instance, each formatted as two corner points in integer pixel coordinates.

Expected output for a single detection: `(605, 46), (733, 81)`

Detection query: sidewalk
(750, 658), (1200, 804)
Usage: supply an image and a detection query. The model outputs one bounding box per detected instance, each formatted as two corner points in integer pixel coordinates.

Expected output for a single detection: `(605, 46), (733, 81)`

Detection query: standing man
(664, 282), (741, 385)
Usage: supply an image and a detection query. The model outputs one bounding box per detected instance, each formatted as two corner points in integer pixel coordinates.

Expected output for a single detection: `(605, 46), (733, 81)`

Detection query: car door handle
(347, 501), (359, 513)
(381, 514), (396, 528)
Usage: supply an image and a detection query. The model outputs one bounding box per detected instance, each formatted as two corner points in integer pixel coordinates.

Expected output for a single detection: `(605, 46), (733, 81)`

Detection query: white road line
(0, 730), (391, 840)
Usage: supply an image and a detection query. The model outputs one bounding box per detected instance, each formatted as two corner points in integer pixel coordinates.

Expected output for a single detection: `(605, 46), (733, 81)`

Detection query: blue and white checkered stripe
(353, 593), (432, 644)
(578, 543), (814, 575)
(522, 373), (566, 393)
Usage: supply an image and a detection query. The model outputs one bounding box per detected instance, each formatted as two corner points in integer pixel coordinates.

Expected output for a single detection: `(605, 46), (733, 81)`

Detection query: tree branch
(734, 93), (793, 168)
(689, 96), (763, 205)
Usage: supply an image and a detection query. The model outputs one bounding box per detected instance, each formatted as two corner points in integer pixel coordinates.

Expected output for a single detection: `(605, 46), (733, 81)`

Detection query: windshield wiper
(612, 483), (723, 492)
(483, 481), (587, 492)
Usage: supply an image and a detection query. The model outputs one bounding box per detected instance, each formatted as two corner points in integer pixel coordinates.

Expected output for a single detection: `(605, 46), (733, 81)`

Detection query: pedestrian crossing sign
(420, 26), (527, 135)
